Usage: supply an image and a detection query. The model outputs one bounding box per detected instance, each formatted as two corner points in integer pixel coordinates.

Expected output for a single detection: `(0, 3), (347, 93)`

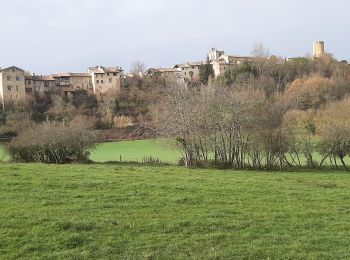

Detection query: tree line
(2, 53), (350, 166)
(152, 54), (350, 170)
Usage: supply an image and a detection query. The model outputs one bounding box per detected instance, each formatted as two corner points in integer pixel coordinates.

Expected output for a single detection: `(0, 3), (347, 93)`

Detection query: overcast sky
(0, 0), (349, 74)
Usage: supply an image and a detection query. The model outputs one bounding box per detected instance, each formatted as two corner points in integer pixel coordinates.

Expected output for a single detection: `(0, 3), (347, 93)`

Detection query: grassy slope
(0, 163), (350, 259)
(90, 139), (181, 163)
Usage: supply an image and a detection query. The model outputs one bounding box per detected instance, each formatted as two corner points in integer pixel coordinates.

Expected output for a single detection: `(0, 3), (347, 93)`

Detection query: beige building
(208, 48), (225, 61)
(25, 74), (46, 104)
(176, 61), (205, 82)
(42, 76), (56, 93)
(176, 48), (264, 81)
(146, 67), (182, 82)
(208, 47), (265, 77)
(211, 59), (236, 77)
(0, 66), (26, 107)
(211, 55), (261, 77)
(25, 74), (45, 95)
(51, 73), (93, 97)
(88, 66), (123, 101)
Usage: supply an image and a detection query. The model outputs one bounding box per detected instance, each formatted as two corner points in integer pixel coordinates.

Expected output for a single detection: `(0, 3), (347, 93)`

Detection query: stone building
(88, 66), (123, 102)
(42, 76), (56, 93)
(211, 59), (236, 78)
(25, 74), (45, 96)
(176, 48), (265, 80)
(175, 61), (205, 82)
(208, 48), (225, 61)
(0, 66), (26, 107)
(211, 54), (261, 77)
(146, 67), (182, 82)
(25, 74), (47, 105)
(51, 73), (93, 97)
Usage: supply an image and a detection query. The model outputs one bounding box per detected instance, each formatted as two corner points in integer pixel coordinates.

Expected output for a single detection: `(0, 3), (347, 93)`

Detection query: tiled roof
(42, 76), (55, 81)
(0, 66), (25, 72)
(25, 75), (45, 81)
(88, 66), (123, 74)
(51, 73), (71, 77)
(70, 73), (91, 77)
(52, 73), (90, 77)
(176, 61), (205, 68)
(148, 68), (181, 73)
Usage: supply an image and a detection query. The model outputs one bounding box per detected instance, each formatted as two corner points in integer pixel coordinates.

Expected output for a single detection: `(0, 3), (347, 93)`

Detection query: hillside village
(0, 41), (344, 109)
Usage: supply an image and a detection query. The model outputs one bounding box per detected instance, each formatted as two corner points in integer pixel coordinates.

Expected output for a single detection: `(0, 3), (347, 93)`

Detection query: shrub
(7, 123), (99, 164)
(141, 156), (162, 164)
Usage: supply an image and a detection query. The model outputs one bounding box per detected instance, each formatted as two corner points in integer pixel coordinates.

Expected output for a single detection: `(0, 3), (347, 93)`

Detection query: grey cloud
(0, 0), (349, 74)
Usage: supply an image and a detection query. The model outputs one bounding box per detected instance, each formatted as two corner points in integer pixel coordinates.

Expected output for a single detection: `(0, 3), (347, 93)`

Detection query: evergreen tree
(199, 58), (214, 84)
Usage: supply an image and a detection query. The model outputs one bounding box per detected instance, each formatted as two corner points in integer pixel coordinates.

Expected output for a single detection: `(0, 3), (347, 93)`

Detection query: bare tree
(251, 42), (270, 58)
(130, 60), (146, 76)
(315, 97), (350, 170)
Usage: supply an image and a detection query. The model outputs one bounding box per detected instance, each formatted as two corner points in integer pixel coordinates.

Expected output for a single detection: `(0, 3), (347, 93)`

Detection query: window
(26, 88), (33, 93)
(101, 80), (104, 83)
(16, 95), (19, 100)
(7, 85), (11, 91)
(109, 78), (112, 83)
(113, 73), (117, 76)
(6, 76), (11, 81)
(96, 80), (99, 84)
(16, 76), (20, 81)
(16, 86), (19, 91)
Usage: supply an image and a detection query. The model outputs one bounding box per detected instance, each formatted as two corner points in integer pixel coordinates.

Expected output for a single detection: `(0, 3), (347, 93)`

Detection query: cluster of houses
(0, 41), (339, 108)
(0, 65), (124, 108)
(146, 48), (263, 82)
(145, 41), (342, 82)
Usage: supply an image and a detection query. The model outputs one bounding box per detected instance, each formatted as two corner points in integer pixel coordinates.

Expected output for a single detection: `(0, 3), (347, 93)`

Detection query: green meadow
(90, 139), (181, 163)
(1, 163), (350, 259)
(0, 139), (181, 164)
(0, 145), (10, 162)
(2, 139), (349, 166)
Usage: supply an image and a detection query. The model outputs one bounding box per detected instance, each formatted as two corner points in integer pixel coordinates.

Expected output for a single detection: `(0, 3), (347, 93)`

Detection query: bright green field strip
(0, 163), (350, 259)
(90, 139), (181, 163)
(0, 145), (10, 162)
(2, 139), (350, 166)
(90, 139), (350, 167)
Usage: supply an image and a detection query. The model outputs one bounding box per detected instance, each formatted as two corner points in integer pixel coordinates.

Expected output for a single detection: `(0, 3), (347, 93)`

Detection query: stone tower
(208, 48), (225, 61)
(313, 41), (325, 58)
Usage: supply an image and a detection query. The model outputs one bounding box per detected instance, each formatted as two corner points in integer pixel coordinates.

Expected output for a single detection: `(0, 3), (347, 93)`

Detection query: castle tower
(313, 41), (325, 58)
(208, 48), (225, 61)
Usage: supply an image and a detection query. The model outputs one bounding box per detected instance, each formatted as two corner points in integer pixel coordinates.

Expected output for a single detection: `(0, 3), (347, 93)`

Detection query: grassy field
(90, 139), (181, 163)
(0, 139), (181, 164)
(1, 163), (350, 259)
(0, 145), (10, 162)
(2, 139), (349, 167)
